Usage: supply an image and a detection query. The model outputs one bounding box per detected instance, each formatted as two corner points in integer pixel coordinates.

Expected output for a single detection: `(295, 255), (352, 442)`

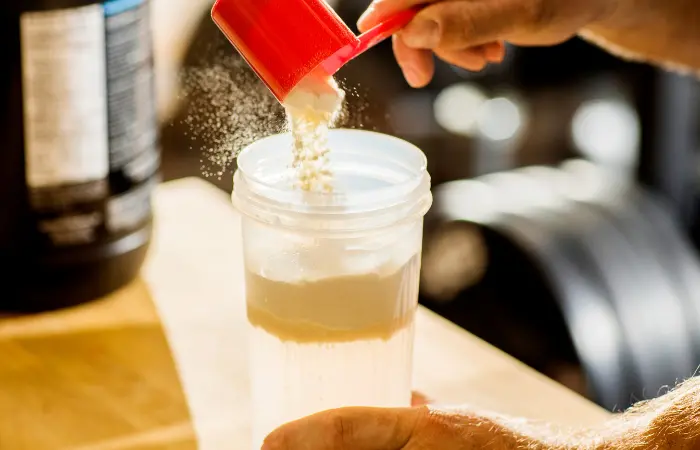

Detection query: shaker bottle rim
(232, 129), (432, 235)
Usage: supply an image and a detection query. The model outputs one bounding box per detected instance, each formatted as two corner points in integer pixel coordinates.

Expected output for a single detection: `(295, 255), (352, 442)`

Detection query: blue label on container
(103, 0), (144, 16)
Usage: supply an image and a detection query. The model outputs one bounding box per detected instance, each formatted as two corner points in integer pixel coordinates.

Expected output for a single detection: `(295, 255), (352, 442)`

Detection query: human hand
(261, 392), (517, 450)
(262, 378), (700, 449)
(358, 0), (618, 87)
(261, 403), (514, 449)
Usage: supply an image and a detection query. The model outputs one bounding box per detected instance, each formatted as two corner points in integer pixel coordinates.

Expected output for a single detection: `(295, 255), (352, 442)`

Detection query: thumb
(262, 406), (427, 450)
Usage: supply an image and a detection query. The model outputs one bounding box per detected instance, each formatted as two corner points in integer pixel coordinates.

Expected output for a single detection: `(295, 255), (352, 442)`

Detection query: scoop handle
(320, 8), (419, 75)
(356, 8), (419, 53)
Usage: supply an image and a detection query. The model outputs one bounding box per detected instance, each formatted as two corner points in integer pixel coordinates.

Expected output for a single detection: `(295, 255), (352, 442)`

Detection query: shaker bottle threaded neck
(232, 130), (432, 235)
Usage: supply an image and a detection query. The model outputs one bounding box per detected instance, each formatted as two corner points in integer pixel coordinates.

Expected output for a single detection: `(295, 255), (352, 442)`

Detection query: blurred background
(157, 0), (700, 412)
(5, 0), (699, 415)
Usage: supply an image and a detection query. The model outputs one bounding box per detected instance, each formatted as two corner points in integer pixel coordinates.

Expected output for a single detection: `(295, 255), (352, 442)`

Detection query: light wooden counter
(0, 178), (609, 450)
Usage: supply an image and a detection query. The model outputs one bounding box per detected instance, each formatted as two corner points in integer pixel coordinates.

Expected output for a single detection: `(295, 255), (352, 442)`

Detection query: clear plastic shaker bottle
(232, 129), (432, 449)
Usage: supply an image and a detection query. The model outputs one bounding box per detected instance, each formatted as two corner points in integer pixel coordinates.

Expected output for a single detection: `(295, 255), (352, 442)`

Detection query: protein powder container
(0, 0), (159, 312)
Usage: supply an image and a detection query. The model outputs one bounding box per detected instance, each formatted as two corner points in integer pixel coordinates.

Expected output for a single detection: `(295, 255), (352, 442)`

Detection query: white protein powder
(283, 75), (345, 192)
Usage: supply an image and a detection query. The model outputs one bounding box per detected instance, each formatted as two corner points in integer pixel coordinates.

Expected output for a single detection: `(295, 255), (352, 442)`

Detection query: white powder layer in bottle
(283, 75), (345, 192)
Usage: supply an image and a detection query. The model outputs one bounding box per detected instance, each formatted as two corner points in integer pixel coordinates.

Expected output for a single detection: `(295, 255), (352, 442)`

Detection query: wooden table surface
(0, 178), (610, 450)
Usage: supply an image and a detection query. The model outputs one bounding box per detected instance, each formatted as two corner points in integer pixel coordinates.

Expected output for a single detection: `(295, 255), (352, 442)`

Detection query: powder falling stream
(283, 76), (346, 192)
(178, 52), (372, 184)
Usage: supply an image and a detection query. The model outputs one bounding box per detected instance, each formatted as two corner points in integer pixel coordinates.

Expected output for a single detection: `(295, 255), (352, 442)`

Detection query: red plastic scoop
(211, 0), (417, 103)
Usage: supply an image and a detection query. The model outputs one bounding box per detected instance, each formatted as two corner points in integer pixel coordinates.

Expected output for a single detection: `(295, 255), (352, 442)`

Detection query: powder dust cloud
(179, 55), (285, 180)
(337, 80), (377, 132)
(177, 53), (375, 183)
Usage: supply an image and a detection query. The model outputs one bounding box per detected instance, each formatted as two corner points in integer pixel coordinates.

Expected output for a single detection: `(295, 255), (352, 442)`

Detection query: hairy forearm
(579, 0), (700, 73)
(606, 377), (700, 450)
(514, 377), (700, 449)
(439, 377), (700, 449)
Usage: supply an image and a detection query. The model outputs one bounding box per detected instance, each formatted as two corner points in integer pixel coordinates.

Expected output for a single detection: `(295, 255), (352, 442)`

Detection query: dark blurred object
(0, 0), (159, 312)
(335, 1), (700, 243)
(421, 160), (700, 411)
(637, 71), (700, 241)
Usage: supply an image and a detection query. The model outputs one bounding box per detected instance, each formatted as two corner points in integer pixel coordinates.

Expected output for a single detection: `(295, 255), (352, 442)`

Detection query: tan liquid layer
(245, 257), (420, 343)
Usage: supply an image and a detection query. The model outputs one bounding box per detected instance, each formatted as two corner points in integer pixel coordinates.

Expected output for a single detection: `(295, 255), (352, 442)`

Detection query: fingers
(401, 0), (536, 50)
(483, 41), (507, 62)
(358, 0), (435, 32)
(395, 37), (506, 86)
(363, 0), (513, 87)
(435, 46), (488, 72)
(262, 406), (427, 450)
(393, 34), (434, 87)
(437, 41), (506, 69)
